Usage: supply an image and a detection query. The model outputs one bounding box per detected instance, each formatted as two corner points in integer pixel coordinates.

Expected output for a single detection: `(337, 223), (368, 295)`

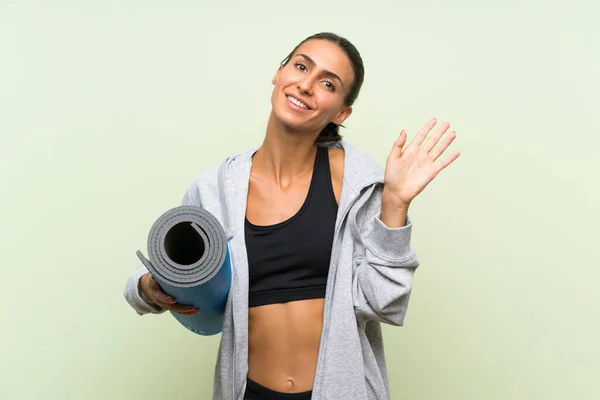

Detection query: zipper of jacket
(218, 159), (237, 397)
(312, 179), (381, 397)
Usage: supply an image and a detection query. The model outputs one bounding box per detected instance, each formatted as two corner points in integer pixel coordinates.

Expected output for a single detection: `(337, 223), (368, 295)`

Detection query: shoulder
(327, 147), (344, 203)
(181, 165), (220, 206)
(328, 147), (345, 178)
(182, 145), (258, 205)
(329, 140), (385, 191)
(191, 145), (256, 186)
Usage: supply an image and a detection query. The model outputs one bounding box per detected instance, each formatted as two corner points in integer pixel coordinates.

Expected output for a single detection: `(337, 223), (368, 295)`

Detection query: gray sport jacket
(124, 140), (420, 399)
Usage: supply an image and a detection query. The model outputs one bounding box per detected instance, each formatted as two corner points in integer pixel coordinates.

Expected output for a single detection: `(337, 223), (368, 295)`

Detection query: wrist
(138, 274), (154, 305)
(382, 187), (411, 210)
(380, 189), (410, 228)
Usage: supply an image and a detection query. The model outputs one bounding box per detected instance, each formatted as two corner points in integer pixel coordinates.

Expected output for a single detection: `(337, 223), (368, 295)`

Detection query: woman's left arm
(353, 118), (460, 325)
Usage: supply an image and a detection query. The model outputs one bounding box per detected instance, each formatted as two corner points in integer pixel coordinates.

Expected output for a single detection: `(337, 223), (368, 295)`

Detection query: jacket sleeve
(123, 180), (202, 316)
(352, 186), (420, 326)
(123, 262), (166, 315)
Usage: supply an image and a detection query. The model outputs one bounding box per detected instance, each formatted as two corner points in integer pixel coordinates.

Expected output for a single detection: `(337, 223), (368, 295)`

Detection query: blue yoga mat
(136, 205), (231, 336)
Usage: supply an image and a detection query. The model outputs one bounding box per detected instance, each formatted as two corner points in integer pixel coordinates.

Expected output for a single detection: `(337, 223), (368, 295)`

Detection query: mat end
(136, 250), (154, 272)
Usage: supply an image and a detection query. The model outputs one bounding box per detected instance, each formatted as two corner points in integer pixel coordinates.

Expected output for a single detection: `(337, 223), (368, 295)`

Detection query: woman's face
(271, 39), (354, 133)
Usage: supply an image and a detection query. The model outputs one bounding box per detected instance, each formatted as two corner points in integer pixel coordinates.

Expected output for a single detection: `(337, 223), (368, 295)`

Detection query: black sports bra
(245, 145), (338, 307)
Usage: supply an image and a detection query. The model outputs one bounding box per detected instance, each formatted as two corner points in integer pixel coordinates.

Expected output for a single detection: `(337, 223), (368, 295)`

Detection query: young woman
(124, 32), (459, 400)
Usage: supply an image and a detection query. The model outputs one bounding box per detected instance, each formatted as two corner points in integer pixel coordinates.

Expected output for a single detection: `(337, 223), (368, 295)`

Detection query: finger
(148, 281), (177, 305)
(156, 301), (200, 316)
(148, 274), (160, 289)
(430, 130), (457, 161)
(434, 149), (461, 174)
(161, 302), (200, 314)
(174, 310), (201, 316)
(411, 117), (438, 147)
(389, 130), (407, 159)
(167, 305), (200, 315)
(423, 122), (450, 153)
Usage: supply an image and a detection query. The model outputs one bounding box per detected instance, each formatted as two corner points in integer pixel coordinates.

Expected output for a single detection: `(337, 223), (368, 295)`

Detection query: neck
(253, 111), (320, 185)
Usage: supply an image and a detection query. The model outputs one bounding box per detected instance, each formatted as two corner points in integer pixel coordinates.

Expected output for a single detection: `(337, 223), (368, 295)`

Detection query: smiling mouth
(286, 95), (311, 110)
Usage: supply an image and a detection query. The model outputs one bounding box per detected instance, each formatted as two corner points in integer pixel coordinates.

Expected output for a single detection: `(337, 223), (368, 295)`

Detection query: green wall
(1, 1), (598, 398)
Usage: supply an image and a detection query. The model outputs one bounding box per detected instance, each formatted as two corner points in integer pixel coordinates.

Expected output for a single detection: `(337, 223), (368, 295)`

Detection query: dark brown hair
(280, 32), (365, 143)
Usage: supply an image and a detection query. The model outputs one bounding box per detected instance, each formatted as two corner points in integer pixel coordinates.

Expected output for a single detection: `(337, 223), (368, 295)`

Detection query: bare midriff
(247, 298), (324, 393)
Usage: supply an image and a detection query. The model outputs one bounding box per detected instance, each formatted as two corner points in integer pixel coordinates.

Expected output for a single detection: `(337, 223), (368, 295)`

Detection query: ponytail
(315, 122), (343, 144)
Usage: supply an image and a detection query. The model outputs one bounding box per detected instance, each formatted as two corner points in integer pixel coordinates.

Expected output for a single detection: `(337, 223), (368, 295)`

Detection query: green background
(1, 1), (598, 399)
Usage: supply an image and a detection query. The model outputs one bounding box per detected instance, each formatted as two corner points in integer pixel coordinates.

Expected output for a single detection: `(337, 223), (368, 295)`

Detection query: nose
(297, 76), (314, 96)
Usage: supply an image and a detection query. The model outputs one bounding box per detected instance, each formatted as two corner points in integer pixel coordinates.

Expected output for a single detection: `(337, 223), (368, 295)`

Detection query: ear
(272, 65), (283, 85)
(332, 106), (353, 125)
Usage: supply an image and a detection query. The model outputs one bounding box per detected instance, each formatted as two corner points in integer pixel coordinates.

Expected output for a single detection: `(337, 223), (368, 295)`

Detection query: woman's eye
(323, 81), (335, 91)
(295, 63), (307, 72)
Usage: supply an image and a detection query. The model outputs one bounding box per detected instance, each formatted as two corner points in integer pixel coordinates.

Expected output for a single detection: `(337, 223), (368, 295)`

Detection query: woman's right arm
(123, 263), (201, 316)
(123, 176), (206, 316)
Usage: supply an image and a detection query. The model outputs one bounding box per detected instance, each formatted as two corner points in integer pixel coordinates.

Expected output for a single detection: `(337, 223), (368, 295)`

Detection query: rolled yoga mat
(136, 205), (231, 336)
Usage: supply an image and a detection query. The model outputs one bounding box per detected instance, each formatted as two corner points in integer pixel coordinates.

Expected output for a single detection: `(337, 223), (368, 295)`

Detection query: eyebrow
(295, 53), (344, 87)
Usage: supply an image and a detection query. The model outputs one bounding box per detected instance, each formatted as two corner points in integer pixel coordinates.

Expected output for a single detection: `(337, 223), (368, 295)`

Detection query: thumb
(389, 130), (407, 159)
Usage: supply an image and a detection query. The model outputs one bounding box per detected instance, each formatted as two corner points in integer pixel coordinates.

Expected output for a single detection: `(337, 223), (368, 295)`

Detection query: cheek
(275, 74), (294, 89)
(273, 75), (291, 97)
(318, 94), (344, 115)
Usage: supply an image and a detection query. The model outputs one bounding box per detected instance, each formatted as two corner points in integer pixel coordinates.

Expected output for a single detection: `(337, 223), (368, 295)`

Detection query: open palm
(384, 118), (460, 206)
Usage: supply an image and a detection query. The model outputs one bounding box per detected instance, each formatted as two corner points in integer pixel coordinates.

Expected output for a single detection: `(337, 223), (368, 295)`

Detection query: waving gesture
(383, 118), (460, 207)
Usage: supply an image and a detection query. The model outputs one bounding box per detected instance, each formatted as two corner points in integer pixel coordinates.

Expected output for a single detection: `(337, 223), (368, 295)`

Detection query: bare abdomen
(247, 298), (325, 393)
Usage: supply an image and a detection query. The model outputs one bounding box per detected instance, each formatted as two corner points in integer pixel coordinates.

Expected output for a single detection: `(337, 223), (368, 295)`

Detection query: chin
(271, 100), (307, 131)
(276, 113), (306, 132)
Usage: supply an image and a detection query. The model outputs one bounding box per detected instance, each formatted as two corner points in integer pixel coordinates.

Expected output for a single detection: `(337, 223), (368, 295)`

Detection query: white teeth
(287, 95), (308, 109)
